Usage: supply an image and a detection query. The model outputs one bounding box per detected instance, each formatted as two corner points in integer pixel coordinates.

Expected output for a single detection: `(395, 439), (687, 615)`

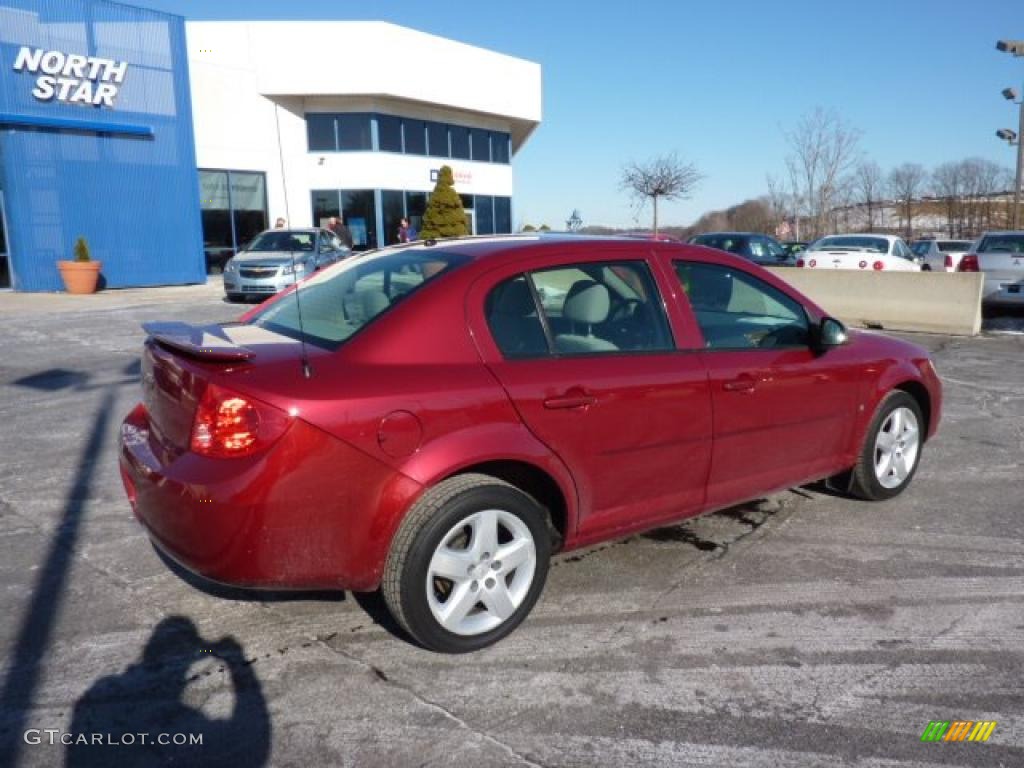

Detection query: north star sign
(12, 47), (128, 107)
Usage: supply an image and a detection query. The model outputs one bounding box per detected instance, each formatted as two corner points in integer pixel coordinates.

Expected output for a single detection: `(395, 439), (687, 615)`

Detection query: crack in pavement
(256, 602), (551, 768)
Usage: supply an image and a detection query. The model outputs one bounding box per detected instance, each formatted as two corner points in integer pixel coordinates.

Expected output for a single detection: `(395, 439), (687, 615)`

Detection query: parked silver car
(223, 228), (350, 301)
(957, 231), (1024, 307)
(910, 239), (974, 272)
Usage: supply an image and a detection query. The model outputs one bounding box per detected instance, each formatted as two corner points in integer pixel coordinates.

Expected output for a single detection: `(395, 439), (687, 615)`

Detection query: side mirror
(816, 317), (848, 351)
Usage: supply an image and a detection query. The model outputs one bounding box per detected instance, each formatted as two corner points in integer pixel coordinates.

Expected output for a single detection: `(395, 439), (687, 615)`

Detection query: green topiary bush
(420, 166), (468, 239)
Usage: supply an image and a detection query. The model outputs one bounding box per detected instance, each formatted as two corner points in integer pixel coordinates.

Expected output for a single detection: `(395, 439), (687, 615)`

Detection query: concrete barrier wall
(765, 268), (985, 336)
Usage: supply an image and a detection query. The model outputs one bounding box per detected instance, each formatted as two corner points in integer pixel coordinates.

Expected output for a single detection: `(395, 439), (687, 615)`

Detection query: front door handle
(723, 374), (756, 392)
(544, 390), (597, 410)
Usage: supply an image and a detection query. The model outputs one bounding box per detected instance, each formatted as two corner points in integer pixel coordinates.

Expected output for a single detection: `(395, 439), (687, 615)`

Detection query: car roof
(692, 231), (759, 237)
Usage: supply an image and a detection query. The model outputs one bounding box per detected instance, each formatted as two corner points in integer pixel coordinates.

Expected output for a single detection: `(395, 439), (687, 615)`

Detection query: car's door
(468, 249), (713, 541)
(670, 258), (860, 509)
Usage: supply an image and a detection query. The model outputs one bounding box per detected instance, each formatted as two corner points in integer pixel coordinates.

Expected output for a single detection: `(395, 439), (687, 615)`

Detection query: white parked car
(910, 239), (975, 272)
(797, 235), (921, 272)
(957, 231), (1024, 307)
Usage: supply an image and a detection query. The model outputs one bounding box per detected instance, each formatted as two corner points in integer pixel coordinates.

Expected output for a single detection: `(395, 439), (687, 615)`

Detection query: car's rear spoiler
(142, 322), (255, 362)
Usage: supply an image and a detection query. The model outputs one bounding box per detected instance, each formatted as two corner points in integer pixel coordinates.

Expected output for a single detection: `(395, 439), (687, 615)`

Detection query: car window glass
(484, 276), (549, 359)
(521, 261), (673, 356)
(937, 241), (972, 252)
(674, 262), (809, 350)
(248, 231), (315, 252)
(252, 251), (466, 349)
(749, 240), (766, 258)
(978, 234), (1024, 253)
(911, 241), (931, 256)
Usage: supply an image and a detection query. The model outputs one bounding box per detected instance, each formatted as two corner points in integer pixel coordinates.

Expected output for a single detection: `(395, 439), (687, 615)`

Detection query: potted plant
(58, 236), (103, 294)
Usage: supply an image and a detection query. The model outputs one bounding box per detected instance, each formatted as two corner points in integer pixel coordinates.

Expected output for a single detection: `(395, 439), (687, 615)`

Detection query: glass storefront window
(450, 126), (470, 160)
(307, 115), (337, 151)
(471, 129), (490, 162)
(199, 169), (271, 274)
(476, 195), (494, 235)
(338, 114), (373, 151)
(406, 191), (427, 237)
(495, 197), (512, 233)
(312, 190), (341, 228)
(378, 115), (403, 152)
(230, 172), (267, 250)
(426, 122), (448, 157)
(492, 133), (511, 164)
(403, 119), (426, 155)
(340, 190), (378, 250)
(382, 190), (405, 246)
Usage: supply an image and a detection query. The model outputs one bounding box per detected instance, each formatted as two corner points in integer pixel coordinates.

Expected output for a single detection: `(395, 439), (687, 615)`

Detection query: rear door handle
(723, 374), (756, 392)
(544, 390), (597, 410)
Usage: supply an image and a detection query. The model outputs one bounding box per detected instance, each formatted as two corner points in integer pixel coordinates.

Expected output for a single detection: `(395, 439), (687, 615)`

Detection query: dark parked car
(688, 231), (796, 266)
(121, 235), (942, 652)
(783, 241), (808, 258)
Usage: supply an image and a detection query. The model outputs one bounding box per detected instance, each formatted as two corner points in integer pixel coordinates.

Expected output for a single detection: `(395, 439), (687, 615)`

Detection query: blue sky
(134, 0), (1023, 228)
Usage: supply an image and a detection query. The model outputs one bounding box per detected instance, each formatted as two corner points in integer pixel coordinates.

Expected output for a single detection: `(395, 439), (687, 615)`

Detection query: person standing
(398, 217), (411, 243)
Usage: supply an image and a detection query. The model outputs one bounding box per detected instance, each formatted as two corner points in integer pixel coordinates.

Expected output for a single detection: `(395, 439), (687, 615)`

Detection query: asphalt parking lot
(0, 282), (1022, 768)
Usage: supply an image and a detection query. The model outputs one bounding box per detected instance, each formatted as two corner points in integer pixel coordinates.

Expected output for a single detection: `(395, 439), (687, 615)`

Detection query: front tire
(382, 474), (551, 653)
(850, 391), (924, 501)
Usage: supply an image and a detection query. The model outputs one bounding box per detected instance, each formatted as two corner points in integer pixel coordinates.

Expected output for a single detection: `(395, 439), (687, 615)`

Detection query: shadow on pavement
(67, 616), (270, 767)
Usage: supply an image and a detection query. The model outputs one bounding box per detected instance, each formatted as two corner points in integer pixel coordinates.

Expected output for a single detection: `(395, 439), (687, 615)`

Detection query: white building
(185, 21), (542, 262)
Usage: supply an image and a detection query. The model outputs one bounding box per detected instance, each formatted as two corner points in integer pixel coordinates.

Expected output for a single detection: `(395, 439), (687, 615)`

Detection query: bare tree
(932, 161), (964, 237)
(853, 160), (884, 231)
(620, 153), (703, 235)
(888, 163), (927, 239)
(766, 173), (799, 237)
(783, 107), (862, 240)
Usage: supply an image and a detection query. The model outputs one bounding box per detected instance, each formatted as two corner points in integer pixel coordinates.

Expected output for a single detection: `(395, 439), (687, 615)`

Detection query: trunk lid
(141, 322), (308, 456)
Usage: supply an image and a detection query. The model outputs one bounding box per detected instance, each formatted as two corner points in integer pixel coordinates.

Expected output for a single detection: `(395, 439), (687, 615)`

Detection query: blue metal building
(0, 0), (205, 291)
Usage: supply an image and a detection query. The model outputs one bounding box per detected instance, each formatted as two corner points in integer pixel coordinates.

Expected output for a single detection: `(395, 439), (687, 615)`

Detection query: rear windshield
(691, 235), (748, 253)
(812, 236), (889, 253)
(247, 231), (316, 252)
(937, 241), (972, 252)
(977, 234), (1024, 254)
(251, 248), (467, 349)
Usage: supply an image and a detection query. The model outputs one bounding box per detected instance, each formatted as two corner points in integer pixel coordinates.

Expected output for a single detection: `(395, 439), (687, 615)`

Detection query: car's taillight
(858, 260), (867, 269)
(873, 260), (884, 271)
(944, 254), (953, 269)
(796, 258), (805, 268)
(190, 384), (292, 458)
(957, 254), (979, 272)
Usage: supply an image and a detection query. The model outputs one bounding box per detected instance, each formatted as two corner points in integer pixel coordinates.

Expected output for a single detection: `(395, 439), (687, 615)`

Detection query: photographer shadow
(67, 616), (270, 767)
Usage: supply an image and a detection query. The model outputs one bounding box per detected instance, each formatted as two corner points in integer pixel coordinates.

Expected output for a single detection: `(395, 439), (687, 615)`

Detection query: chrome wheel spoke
(481, 582), (517, 621)
(876, 431), (896, 452)
(495, 537), (532, 572)
(438, 581), (478, 629)
(893, 452), (909, 481)
(429, 547), (474, 582)
(470, 509), (499, 560)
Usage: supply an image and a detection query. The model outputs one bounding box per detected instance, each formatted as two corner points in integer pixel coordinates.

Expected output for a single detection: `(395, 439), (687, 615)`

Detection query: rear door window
(485, 261), (674, 358)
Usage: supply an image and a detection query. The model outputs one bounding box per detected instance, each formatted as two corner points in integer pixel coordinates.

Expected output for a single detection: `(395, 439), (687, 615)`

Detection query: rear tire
(850, 391), (924, 501)
(382, 474), (551, 653)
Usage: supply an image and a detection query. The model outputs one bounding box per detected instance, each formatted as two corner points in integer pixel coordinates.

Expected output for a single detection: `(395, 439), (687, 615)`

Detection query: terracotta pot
(57, 261), (103, 294)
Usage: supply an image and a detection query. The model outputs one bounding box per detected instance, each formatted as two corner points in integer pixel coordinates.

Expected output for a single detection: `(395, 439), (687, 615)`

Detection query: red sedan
(120, 236), (942, 652)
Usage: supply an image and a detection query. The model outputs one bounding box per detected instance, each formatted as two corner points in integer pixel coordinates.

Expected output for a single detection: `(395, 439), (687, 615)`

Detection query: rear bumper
(119, 403), (423, 591)
(982, 277), (1024, 306)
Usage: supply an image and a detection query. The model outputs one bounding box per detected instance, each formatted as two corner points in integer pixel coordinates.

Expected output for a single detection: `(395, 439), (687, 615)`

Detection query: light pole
(997, 40), (1024, 229)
